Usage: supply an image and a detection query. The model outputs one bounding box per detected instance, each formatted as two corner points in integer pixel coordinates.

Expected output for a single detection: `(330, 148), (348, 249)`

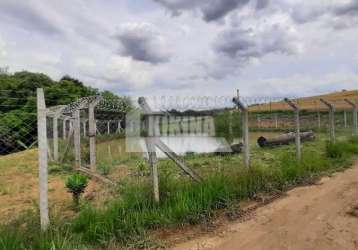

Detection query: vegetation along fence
(1, 87), (357, 231)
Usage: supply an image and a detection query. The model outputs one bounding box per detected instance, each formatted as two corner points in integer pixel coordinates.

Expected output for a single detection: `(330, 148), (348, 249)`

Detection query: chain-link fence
(0, 90), (38, 155)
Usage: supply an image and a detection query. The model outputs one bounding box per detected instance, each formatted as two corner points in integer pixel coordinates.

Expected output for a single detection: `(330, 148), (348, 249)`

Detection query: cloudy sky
(0, 0), (358, 97)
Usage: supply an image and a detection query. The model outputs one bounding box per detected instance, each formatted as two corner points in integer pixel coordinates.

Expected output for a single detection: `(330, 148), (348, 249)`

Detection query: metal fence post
(232, 91), (250, 167)
(320, 99), (335, 143)
(284, 98), (301, 161)
(37, 88), (49, 231)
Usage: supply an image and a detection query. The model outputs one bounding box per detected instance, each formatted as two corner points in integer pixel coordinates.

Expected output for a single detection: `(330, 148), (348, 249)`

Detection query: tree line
(0, 69), (130, 154)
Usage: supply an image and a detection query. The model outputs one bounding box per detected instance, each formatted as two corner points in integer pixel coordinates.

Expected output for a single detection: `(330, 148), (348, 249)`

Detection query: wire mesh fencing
(1, 90), (357, 187)
(0, 90), (38, 155)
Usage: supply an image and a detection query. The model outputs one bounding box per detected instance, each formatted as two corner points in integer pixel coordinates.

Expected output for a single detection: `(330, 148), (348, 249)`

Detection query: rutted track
(173, 163), (358, 250)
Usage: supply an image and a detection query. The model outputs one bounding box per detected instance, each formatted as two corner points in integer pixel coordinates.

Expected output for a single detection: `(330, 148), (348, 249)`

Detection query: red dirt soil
(173, 163), (358, 250)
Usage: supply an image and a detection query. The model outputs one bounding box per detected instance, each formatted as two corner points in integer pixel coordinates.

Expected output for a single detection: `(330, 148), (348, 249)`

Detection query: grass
(1, 135), (358, 249)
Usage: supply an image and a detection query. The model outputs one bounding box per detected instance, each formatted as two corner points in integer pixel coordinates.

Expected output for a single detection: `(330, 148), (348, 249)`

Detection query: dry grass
(0, 149), (113, 224)
(249, 89), (358, 112)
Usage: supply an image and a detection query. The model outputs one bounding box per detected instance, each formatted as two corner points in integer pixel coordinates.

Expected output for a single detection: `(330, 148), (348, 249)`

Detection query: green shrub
(326, 142), (344, 158)
(65, 174), (88, 206)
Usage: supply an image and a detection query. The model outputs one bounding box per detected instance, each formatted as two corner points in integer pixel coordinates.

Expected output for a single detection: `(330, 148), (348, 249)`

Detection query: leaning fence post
(232, 92), (250, 167)
(320, 99), (335, 143)
(344, 99), (358, 135)
(284, 98), (301, 161)
(73, 109), (81, 168)
(138, 97), (160, 202)
(37, 88), (49, 231)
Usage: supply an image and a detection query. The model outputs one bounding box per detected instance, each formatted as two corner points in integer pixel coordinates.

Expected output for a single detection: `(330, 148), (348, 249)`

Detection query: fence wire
(1, 90), (357, 183)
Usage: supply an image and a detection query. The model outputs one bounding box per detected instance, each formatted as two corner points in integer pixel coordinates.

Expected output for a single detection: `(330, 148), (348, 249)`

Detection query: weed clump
(65, 173), (88, 207)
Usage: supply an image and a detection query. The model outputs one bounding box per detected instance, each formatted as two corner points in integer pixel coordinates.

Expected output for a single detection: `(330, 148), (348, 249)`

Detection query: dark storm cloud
(114, 23), (171, 64)
(154, 0), (255, 22)
(255, 0), (270, 10)
(288, 0), (358, 26)
(333, 0), (358, 16)
(213, 25), (299, 62)
(201, 0), (250, 22)
(0, 1), (62, 35)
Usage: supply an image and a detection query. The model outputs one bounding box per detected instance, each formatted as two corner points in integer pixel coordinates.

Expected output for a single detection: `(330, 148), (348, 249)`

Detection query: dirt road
(174, 164), (358, 250)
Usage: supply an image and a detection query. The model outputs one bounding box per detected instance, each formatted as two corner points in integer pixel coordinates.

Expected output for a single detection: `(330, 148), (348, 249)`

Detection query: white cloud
(75, 56), (156, 91)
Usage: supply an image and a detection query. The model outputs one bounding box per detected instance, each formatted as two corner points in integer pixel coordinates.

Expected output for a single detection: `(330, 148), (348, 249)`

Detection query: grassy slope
(249, 89), (358, 112)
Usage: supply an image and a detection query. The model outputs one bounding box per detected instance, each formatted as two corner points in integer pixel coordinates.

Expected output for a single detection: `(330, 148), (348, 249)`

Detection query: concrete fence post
(63, 119), (67, 139)
(37, 88), (49, 231)
(233, 90), (250, 167)
(317, 111), (321, 129)
(344, 99), (358, 135)
(88, 101), (98, 171)
(73, 110), (81, 168)
(138, 98), (160, 202)
(320, 99), (335, 143)
(284, 98), (301, 161)
(117, 120), (122, 133)
(53, 115), (59, 161)
(82, 121), (87, 137)
(344, 110), (347, 129)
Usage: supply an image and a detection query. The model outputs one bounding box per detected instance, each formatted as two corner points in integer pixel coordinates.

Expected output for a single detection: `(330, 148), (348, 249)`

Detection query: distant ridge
(249, 89), (358, 112)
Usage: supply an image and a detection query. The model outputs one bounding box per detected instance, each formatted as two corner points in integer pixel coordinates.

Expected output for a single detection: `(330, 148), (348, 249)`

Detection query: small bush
(65, 173), (88, 206)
